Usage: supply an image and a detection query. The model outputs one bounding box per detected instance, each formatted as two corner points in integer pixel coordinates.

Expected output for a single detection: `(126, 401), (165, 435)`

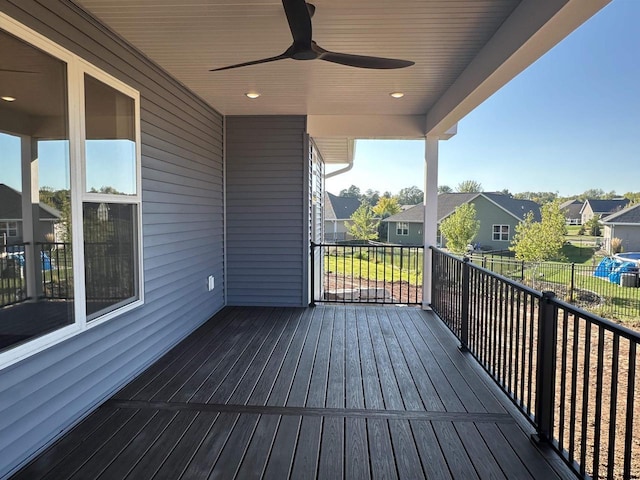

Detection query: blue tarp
(594, 257), (638, 284)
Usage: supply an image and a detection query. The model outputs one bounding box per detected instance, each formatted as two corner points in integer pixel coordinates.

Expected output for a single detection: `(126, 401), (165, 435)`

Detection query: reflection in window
(0, 28), (74, 353)
(84, 203), (138, 319)
(84, 74), (136, 195)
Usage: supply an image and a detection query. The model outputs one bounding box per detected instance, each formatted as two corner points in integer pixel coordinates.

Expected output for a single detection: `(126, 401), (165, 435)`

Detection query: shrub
(611, 237), (623, 254)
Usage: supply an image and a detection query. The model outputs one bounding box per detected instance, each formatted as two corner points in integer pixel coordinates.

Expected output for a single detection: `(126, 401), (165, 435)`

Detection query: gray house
(559, 198), (583, 225)
(601, 203), (640, 253)
(0, 184), (60, 245)
(384, 193), (540, 250)
(324, 192), (361, 242)
(580, 198), (630, 224)
(0, 1), (610, 477)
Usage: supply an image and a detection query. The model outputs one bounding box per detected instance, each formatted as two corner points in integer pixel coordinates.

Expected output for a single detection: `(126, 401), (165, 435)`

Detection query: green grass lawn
(325, 251), (423, 285)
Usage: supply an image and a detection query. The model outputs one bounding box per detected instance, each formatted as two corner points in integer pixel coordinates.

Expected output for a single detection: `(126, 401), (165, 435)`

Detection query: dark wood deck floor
(13, 306), (573, 479)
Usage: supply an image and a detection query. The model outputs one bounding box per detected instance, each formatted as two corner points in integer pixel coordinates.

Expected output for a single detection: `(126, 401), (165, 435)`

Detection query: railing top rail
(313, 242), (424, 248)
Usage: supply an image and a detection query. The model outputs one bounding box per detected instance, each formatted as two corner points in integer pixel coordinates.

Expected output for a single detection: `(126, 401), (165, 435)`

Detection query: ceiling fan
(210, 0), (414, 71)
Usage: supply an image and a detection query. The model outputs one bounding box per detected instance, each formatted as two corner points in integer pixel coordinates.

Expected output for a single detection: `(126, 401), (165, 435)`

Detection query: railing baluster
(624, 342), (636, 479)
(593, 327), (605, 477)
(607, 335), (619, 479)
(580, 321), (592, 477)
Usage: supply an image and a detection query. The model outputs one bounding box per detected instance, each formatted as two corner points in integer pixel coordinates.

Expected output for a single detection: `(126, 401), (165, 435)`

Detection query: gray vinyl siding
(387, 221), (423, 245)
(226, 116), (307, 307)
(0, 1), (224, 477)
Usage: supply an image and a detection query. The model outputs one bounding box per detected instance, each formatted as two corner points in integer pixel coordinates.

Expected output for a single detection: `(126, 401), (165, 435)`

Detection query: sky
(327, 0), (640, 198)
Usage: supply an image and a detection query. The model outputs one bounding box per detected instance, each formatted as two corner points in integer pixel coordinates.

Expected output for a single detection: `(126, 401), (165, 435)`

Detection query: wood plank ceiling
(74, 0), (522, 117)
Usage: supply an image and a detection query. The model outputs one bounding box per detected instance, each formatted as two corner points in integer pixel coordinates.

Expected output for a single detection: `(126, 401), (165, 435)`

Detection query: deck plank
(13, 306), (573, 480)
(234, 414), (280, 479)
(122, 411), (198, 480)
(454, 421), (508, 479)
(345, 418), (370, 479)
(262, 415), (301, 479)
(149, 412), (220, 480)
(13, 407), (121, 480)
(389, 419), (425, 480)
(318, 417), (344, 480)
(410, 420), (453, 479)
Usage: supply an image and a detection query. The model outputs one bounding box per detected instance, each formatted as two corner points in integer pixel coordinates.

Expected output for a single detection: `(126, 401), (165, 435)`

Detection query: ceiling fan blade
(319, 51), (414, 69)
(0, 68), (38, 74)
(282, 0), (312, 45)
(210, 53), (290, 72)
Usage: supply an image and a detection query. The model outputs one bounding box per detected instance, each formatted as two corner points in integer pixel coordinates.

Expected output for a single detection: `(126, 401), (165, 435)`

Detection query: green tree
(513, 191), (557, 204)
(509, 201), (567, 288)
(339, 185), (362, 199)
(373, 197), (402, 241)
(584, 214), (602, 236)
(346, 204), (380, 241)
(439, 203), (480, 254)
(456, 180), (483, 193)
(438, 185), (453, 193)
(397, 186), (423, 205)
(362, 189), (380, 206)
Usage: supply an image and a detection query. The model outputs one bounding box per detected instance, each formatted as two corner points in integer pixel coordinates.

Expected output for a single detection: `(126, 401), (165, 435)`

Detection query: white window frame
(0, 13), (144, 369)
(492, 224), (510, 241)
(0, 221), (18, 237)
(396, 222), (409, 236)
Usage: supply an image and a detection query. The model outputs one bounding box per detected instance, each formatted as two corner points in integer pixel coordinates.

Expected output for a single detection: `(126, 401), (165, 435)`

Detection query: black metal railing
(311, 242), (423, 305)
(39, 242), (73, 299)
(0, 243), (28, 307)
(431, 247), (640, 479)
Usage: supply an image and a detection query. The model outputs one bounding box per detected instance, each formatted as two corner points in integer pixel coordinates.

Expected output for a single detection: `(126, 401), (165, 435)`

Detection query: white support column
(422, 136), (439, 309)
(21, 136), (42, 300)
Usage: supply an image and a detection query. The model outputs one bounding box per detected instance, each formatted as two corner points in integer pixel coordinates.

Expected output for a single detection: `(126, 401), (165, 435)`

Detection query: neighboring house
(560, 199), (583, 225)
(0, 183), (60, 245)
(384, 193), (541, 251)
(580, 198), (630, 224)
(324, 192), (361, 242)
(381, 203), (424, 245)
(0, 2), (609, 478)
(601, 203), (640, 253)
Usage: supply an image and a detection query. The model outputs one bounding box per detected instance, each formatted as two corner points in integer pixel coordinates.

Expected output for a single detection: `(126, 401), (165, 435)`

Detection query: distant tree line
(339, 182), (640, 207)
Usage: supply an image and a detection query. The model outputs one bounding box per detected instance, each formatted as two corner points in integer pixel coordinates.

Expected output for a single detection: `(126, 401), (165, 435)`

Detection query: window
(397, 222), (409, 236)
(0, 14), (142, 365)
(493, 224), (510, 241)
(0, 222), (18, 238)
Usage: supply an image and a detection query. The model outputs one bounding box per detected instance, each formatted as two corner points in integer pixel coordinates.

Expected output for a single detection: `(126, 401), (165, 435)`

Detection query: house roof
(0, 184), (60, 221)
(560, 199), (583, 218)
(70, 0), (609, 164)
(581, 198), (630, 215)
(324, 192), (361, 221)
(601, 203), (640, 225)
(383, 192), (541, 223)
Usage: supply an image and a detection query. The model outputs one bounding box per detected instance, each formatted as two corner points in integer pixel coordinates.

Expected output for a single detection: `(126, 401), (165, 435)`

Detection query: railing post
(570, 263), (575, 303)
(310, 242), (316, 307)
(459, 257), (470, 351)
(533, 290), (557, 444)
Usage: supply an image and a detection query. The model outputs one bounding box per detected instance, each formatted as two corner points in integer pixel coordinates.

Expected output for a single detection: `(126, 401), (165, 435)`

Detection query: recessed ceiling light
(245, 92), (261, 99)
(1, 96), (16, 102)
(390, 92), (404, 99)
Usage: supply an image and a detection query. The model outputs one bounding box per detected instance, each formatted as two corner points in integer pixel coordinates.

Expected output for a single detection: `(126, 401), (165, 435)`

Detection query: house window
(493, 224), (510, 241)
(0, 222), (18, 238)
(397, 222), (409, 236)
(436, 228), (442, 247)
(0, 15), (143, 365)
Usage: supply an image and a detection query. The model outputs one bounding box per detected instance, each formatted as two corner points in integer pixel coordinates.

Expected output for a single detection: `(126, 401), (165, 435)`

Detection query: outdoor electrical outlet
(208, 275), (215, 291)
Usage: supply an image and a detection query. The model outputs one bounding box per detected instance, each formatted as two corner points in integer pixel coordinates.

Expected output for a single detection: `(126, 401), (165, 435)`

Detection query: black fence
(468, 253), (640, 322)
(0, 243), (27, 307)
(431, 248), (640, 480)
(39, 242), (73, 299)
(311, 242), (423, 305)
